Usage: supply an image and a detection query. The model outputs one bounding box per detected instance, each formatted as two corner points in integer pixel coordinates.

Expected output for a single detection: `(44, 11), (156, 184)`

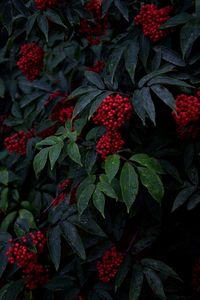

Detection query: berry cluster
(92, 94), (132, 130)
(17, 43), (44, 81)
(80, 0), (108, 45)
(172, 93), (200, 140)
(97, 246), (123, 283)
(93, 94), (132, 159)
(134, 4), (173, 42)
(192, 258), (200, 292)
(4, 129), (34, 156)
(7, 231), (49, 290)
(35, 0), (59, 10)
(51, 98), (74, 125)
(96, 131), (124, 159)
(87, 60), (105, 73)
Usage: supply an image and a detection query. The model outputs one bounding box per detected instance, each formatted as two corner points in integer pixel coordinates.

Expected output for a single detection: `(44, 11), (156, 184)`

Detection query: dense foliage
(0, 0), (200, 299)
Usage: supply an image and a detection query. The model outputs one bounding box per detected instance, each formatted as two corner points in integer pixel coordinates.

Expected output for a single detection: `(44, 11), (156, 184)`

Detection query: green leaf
(1, 211), (17, 231)
(137, 167), (164, 204)
(129, 264), (144, 300)
(160, 13), (193, 29)
(141, 87), (155, 125)
(48, 226), (61, 271)
(180, 19), (200, 58)
(130, 154), (164, 174)
(125, 40), (139, 83)
(37, 15), (49, 42)
(120, 162), (139, 212)
(0, 188), (8, 213)
(77, 184), (95, 215)
(18, 209), (36, 228)
(139, 35), (150, 68)
(92, 188), (105, 218)
(33, 148), (49, 175)
(144, 269), (166, 300)
(115, 255), (132, 291)
(114, 0), (129, 21)
(141, 259), (181, 281)
(49, 142), (64, 170)
(102, 0), (113, 16)
(97, 182), (117, 199)
(151, 85), (175, 110)
(45, 9), (67, 28)
(0, 168), (8, 185)
(36, 136), (63, 148)
(0, 79), (5, 97)
(61, 221), (86, 260)
(105, 154), (120, 182)
(85, 71), (105, 89)
(67, 142), (82, 166)
(171, 186), (196, 212)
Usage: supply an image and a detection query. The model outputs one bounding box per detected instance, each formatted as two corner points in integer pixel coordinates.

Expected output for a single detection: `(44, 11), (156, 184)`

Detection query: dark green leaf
(61, 221), (86, 260)
(115, 255), (132, 291)
(141, 87), (155, 125)
(172, 186), (196, 212)
(129, 264), (144, 300)
(141, 259), (181, 281)
(160, 13), (193, 29)
(144, 269), (166, 300)
(125, 40), (139, 83)
(49, 142), (64, 170)
(37, 15), (49, 42)
(151, 85), (175, 110)
(48, 226), (61, 270)
(85, 71), (105, 89)
(180, 19), (200, 58)
(114, 0), (129, 21)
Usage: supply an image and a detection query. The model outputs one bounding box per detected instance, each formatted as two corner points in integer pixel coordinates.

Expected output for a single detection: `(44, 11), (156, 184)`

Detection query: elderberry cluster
(172, 93), (200, 140)
(35, 0), (60, 10)
(93, 94), (132, 159)
(17, 43), (44, 81)
(96, 246), (123, 283)
(7, 231), (49, 290)
(93, 94), (132, 130)
(96, 131), (125, 160)
(134, 4), (173, 42)
(4, 129), (34, 156)
(80, 0), (108, 45)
